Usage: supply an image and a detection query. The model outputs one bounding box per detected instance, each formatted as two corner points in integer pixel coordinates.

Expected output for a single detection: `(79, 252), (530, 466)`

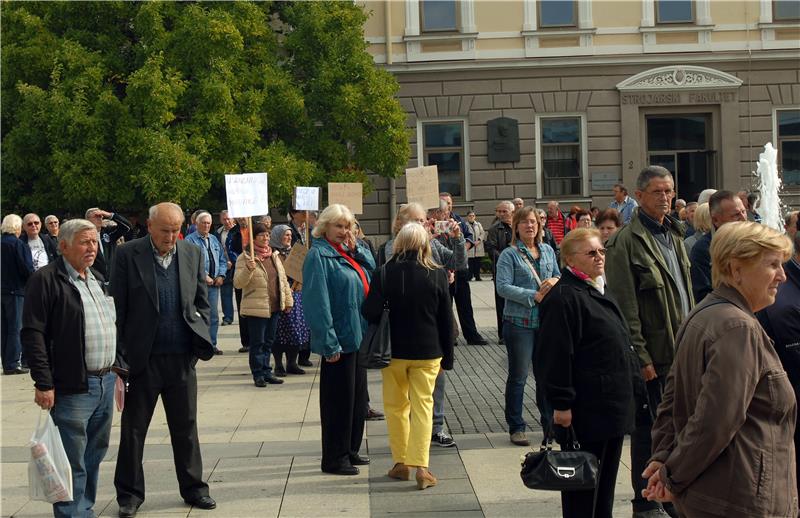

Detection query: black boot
(286, 349), (305, 375)
(298, 347), (313, 367)
(273, 352), (287, 377)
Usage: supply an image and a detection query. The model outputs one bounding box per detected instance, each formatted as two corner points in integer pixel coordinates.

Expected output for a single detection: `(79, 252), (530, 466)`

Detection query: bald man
(111, 202), (216, 516)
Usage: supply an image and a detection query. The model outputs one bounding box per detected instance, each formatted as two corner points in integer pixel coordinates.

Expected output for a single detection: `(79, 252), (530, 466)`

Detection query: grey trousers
(432, 370), (446, 434)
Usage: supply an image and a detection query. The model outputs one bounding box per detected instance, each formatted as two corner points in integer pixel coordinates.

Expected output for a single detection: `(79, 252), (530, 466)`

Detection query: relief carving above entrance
(616, 65), (743, 92)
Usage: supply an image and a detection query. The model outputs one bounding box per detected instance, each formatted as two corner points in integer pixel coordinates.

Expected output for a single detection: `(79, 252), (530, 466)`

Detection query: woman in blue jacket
(302, 203), (375, 476)
(495, 206), (560, 446)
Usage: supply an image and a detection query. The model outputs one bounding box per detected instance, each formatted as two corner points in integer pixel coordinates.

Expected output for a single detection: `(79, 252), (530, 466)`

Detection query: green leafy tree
(1, 1), (409, 214)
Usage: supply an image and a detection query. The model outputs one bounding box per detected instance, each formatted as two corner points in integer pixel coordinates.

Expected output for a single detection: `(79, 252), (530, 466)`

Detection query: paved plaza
(1, 280), (636, 517)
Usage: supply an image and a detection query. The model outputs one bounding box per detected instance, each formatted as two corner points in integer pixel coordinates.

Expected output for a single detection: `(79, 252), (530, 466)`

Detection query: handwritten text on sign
(405, 165), (440, 209)
(294, 186), (320, 211)
(225, 173), (269, 218)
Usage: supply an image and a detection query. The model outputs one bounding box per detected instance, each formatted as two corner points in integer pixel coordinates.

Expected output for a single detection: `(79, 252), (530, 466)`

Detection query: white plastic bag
(28, 410), (73, 503)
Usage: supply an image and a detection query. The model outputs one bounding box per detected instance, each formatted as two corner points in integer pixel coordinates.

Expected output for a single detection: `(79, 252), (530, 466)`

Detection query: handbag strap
(380, 265), (389, 310)
(539, 425), (581, 452)
(517, 245), (542, 287)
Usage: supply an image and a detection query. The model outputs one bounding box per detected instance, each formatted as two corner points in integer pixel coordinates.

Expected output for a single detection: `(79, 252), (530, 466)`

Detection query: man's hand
(553, 409), (572, 427)
(213, 276), (224, 287)
(642, 364), (657, 381)
(205, 275), (214, 286)
(35, 389), (55, 410)
(96, 209), (113, 219)
(642, 461), (674, 502)
(226, 260), (233, 269)
(326, 352), (341, 363)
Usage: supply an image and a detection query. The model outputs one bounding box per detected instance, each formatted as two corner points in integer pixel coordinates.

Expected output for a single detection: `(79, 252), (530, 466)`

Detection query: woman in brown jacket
(643, 221), (797, 517)
(234, 223), (293, 387)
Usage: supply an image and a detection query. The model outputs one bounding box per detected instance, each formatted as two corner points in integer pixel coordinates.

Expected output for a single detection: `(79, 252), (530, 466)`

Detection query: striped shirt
(63, 259), (116, 371)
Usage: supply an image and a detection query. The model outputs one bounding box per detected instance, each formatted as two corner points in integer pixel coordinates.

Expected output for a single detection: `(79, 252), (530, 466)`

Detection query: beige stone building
(354, 0), (799, 238)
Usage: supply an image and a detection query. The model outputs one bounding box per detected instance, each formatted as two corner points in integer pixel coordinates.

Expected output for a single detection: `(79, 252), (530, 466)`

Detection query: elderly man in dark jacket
(484, 201), (514, 342)
(2, 214), (34, 375)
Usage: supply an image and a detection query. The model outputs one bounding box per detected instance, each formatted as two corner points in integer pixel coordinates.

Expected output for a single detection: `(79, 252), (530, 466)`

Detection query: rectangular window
(420, 0), (458, 33)
(656, 0), (694, 24)
(777, 109), (800, 186)
(538, 0), (577, 28)
(774, 0), (800, 21)
(539, 117), (583, 197)
(422, 121), (465, 198)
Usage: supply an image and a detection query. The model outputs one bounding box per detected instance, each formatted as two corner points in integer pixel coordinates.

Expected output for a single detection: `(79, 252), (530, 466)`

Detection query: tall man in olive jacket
(111, 203), (216, 517)
(605, 166), (693, 518)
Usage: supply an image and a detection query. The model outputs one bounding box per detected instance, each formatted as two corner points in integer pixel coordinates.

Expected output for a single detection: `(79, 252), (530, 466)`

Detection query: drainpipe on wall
(386, 0), (397, 238)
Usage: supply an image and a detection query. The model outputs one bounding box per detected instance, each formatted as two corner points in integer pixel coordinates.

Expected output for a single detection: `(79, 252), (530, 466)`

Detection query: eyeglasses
(581, 248), (606, 258)
(26, 221), (41, 226)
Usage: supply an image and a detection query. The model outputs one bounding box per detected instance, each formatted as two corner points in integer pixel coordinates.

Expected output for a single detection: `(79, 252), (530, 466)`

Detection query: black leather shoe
(214, 349), (224, 355)
(254, 378), (267, 388)
(349, 454), (370, 466)
(466, 336), (489, 346)
(322, 465), (359, 476)
(298, 359), (313, 367)
(286, 365), (306, 375)
(3, 367), (29, 375)
(264, 375), (284, 384)
(118, 503), (140, 518)
(238, 346), (249, 353)
(184, 495), (216, 510)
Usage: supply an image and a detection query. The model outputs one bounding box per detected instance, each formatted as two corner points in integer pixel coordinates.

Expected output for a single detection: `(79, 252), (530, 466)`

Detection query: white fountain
(754, 142), (784, 232)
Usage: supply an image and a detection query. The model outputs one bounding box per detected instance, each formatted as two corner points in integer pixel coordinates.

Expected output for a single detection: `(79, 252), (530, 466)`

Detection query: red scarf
(327, 239), (370, 297)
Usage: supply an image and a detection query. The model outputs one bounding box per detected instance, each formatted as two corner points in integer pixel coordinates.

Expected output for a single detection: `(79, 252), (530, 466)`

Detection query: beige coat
(651, 284), (798, 517)
(233, 252), (293, 318)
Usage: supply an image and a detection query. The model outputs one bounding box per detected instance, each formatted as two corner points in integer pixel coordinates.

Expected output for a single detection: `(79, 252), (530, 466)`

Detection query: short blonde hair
(693, 203), (712, 234)
(312, 204), (355, 239)
(392, 223), (440, 270)
(510, 206), (543, 246)
(560, 228), (602, 268)
(393, 202), (426, 235)
(1, 214), (23, 234)
(711, 221), (792, 289)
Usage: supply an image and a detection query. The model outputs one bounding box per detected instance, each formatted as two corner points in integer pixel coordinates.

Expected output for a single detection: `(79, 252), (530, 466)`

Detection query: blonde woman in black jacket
(362, 223), (453, 490)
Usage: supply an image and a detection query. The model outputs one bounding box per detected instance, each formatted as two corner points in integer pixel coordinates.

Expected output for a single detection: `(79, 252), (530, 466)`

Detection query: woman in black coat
(535, 228), (643, 518)
(362, 222), (453, 490)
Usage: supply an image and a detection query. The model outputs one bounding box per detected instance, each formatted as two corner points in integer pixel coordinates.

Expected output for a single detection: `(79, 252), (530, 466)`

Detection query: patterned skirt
(276, 290), (311, 349)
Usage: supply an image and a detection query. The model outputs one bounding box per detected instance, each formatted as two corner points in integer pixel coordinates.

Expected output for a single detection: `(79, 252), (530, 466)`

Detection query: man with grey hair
(112, 202), (216, 516)
(606, 166), (693, 518)
(22, 218), (118, 517)
(485, 200), (515, 342)
(185, 211), (227, 354)
(44, 215), (60, 247)
(85, 207), (131, 281)
(690, 190), (747, 302)
(21, 213), (58, 271)
(2, 214), (33, 375)
(512, 197), (524, 211)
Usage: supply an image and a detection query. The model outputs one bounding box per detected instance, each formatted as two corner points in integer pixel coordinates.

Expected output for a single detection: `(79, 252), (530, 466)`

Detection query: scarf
(567, 266), (605, 294)
(327, 238), (369, 297)
(253, 239), (272, 261)
(270, 224), (291, 254)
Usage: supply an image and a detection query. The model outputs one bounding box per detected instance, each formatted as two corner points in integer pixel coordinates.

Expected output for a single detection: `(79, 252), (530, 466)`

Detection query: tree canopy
(1, 1), (409, 214)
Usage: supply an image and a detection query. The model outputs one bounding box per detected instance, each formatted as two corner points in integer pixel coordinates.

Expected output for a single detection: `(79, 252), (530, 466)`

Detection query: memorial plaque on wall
(591, 171), (620, 192)
(488, 117), (520, 163)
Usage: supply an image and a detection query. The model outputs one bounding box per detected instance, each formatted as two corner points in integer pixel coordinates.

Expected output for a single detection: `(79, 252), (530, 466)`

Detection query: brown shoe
(510, 431), (530, 446)
(416, 468), (437, 490)
(388, 463), (410, 481)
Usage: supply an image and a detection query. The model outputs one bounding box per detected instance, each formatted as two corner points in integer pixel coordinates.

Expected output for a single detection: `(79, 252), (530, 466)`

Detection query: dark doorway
(646, 114), (715, 203)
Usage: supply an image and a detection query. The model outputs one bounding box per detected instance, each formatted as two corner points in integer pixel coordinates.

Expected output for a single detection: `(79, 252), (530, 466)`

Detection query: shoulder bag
(520, 426), (598, 492)
(359, 266), (391, 369)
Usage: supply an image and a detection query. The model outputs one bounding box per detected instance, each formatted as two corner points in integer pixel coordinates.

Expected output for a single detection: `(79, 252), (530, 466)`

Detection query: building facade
(354, 0), (799, 238)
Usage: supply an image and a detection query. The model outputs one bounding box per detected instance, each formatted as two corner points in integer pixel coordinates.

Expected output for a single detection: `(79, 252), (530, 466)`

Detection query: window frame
(773, 107), (800, 187)
(655, 0), (695, 25)
(537, 0), (578, 29)
(417, 118), (471, 201)
(419, 0), (460, 33)
(773, 0), (800, 21)
(535, 113), (588, 199)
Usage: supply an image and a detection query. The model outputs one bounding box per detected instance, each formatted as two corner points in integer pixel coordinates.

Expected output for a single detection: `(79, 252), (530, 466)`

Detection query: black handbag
(520, 426), (598, 492)
(359, 266), (391, 369)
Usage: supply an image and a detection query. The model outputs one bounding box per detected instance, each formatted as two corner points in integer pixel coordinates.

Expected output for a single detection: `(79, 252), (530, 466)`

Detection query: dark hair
(746, 192), (759, 207)
(595, 208), (622, 228)
(252, 223), (270, 238)
(709, 190), (738, 215)
(577, 210), (592, 221)
(613, 184), (628, 195)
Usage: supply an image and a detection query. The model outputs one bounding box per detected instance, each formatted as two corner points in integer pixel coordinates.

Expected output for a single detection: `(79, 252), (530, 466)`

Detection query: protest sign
(225, 173), (269, 218)
(328, 182), (363, 214)
(282, 243), (308, 283)
(405, 165), (440, 209)
(294, 186), (320, 211)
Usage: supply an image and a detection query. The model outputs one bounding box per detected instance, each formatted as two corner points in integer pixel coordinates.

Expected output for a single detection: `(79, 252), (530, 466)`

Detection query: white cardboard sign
(294, 186), (320, 211)
(225, 173), (269, 218)
(405, 165), (440, 209)
(328, 182), (363, 215)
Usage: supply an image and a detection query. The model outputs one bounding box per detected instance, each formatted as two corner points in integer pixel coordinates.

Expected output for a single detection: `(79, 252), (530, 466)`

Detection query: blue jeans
(207, 286), (219, 348)
(51, 372), (116, 518)
(503, 321), (552, 434)
(432, 370), (447, 434)
(220, 277), (234, 323)
(1, 293), (24, 370)
(247, 315), (280, 381)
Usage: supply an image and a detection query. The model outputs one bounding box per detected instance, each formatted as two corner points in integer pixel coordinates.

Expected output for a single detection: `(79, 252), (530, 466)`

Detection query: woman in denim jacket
(495, 206), (560, 446)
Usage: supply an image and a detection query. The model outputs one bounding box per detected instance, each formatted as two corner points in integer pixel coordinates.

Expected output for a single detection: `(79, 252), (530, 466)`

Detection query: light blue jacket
(496, 242), (560, 323)
(185, 231), (227, 279)
(302, 237), (375, 358)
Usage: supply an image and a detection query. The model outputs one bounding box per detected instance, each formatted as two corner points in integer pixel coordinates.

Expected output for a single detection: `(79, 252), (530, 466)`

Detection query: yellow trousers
(381, 358), (441, 468)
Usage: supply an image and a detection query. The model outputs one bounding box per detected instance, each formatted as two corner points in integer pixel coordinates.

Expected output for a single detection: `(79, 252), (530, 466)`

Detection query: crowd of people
(1, 166), (799, 517)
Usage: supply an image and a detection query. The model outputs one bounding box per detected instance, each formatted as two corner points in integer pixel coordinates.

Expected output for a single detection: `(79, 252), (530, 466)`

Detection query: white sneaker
(431, 431), (456, 447)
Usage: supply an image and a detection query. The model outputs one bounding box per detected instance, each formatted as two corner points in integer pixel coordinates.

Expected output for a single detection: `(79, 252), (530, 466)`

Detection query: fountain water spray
(754, 143), (783, 232)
